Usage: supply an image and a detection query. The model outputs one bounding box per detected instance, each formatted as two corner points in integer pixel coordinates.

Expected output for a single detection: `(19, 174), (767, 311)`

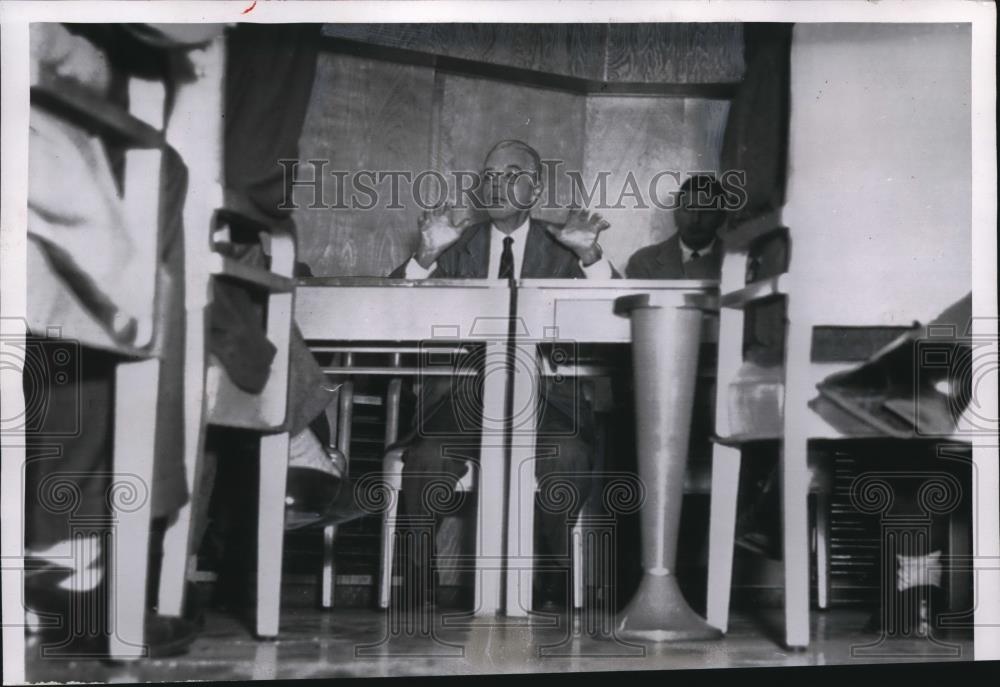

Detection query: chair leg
(108, 358), (160, 660)
(256, 432), (290, 638)
(157, 506), (193, 617)
(780, 435), (812, 649)
(706, 443), (741, 633)
(321, 525), (337, 609)
(377, 379), (403, 611)
(778, 302), (815, 649)
(572, 519), (584, 610)
(379, 448), (404, 610)
(158, 392), (208, 616)
(815, 492), (831, 611)
(158, 302), (211, 617)
(379, 499), (399, 610)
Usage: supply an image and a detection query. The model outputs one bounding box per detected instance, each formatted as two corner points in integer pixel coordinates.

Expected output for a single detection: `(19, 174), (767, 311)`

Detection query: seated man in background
(625, 174), (725, 280)
(390, 139), (617, 611)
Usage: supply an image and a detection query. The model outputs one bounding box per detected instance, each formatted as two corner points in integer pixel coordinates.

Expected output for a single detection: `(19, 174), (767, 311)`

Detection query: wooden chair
(705, 223), (890, 648)
(157, 207), (297, 639)
(294, 342), (495, 612)
(315, 376), (351, 609)
(313, 353), (366, 610)
(342, 351), (479, 610)
(27, 73), (172, 661)
(566, 346), (831, 618)
(377, 360), (608, 612)
(300, 345), (475, 610)
(153, 37), (300, 640)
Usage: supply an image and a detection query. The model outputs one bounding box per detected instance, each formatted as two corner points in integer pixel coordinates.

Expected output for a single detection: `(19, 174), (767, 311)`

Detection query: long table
(295, 277), (716, 617)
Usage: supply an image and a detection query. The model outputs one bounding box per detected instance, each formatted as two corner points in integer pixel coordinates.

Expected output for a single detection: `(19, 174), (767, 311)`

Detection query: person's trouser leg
(23, 341), (115, 651)
(533, 407), (594, 608)
(400, 437), (471, 603)
(24, 343), (115, 549)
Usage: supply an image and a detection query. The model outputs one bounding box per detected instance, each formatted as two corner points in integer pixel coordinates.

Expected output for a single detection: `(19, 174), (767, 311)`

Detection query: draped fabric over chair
(211, 23), (331, 436)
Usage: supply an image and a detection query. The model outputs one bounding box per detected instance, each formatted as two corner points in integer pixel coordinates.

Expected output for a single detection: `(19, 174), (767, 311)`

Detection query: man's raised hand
(546, 208), (611, 266)
(414, 204), (476, 269)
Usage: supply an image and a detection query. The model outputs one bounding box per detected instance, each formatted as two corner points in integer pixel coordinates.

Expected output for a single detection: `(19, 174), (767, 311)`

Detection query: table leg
(475, 341), (508, 616)
(505, 344), (541, 617)
(972, 436), (1000, 659)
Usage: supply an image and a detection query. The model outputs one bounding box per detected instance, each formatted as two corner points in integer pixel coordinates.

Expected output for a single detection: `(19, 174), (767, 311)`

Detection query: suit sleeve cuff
(403, 257), (436, 279)
(580, 257), (614, 279)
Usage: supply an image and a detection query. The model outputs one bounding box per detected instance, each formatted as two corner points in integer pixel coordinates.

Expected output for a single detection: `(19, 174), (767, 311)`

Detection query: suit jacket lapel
(683, 238), (723, 279)
(656, 234), (685, 277)
(656, 235), (722, 279)
(448, 219), (576, 279)
(704, 239), (723, 277)
(455, 222), (491, 278)
(523, 220), (578, 278)
(521, 221), (549, 278)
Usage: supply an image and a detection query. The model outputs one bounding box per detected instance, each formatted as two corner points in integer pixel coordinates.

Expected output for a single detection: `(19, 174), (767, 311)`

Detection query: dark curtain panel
(211, 23), (328, 402)
(223, 23), (322, 227)
(720, 23), (793, 226)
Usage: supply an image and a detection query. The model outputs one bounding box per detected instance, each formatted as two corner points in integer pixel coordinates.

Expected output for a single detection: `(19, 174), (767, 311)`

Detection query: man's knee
(401, 438), (475, 516)
(402, 438), (473, 478)
(535, 435), (593, 477)
(534, 435), (594, 518)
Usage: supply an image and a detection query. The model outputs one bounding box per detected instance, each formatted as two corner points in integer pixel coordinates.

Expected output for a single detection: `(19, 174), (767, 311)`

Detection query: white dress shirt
(404, 216), (614, 279)
(679, 237), (716, 264)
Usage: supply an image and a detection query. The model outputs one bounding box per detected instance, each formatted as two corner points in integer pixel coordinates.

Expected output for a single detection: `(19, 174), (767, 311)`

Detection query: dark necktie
(690, 249), (701, 261)
(498, 236), (515, 279)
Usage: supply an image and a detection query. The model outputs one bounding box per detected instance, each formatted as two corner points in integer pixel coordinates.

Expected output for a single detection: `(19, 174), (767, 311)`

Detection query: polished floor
(24, 605), (974, 682)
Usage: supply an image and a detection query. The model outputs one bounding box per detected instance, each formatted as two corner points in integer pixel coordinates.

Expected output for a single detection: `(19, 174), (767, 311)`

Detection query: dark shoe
(30, 626), (108, 660)
(26, 558), (200, 660)
(533, 571), (569, 613)
(285, 467), (340, 516)
(184, 582), (208, 630)
(150, 581), (206, 631)
(81, 615), (199, 661)
(140, 614), (198, 659)
(863, 585), (948, 636)
(435, 586), (472, 611)
(535, 597), (568, 615)
(392, 586), (436, 618)
(25, 562), (109, 659)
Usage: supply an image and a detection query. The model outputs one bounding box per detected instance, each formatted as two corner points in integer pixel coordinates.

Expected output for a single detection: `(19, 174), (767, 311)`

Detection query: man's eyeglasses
(482, 169), (539, 186)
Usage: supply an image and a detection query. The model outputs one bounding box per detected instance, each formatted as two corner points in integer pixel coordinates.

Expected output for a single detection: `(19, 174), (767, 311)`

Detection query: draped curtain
(720, 23), (793, 227)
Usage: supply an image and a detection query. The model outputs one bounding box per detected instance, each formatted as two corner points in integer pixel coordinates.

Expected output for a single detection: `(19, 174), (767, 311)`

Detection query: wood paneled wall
(294, 54), (435, 276)
(437, 74), (586, 220)
(322, 23), (744, 83)
(604, 24), (745, 83)
(583, 97), (730, 270)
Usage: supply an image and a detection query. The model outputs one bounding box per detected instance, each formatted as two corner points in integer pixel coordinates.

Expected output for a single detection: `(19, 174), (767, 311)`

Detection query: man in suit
(390, 139), (617, 611)
(626, 174), (725, 280)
